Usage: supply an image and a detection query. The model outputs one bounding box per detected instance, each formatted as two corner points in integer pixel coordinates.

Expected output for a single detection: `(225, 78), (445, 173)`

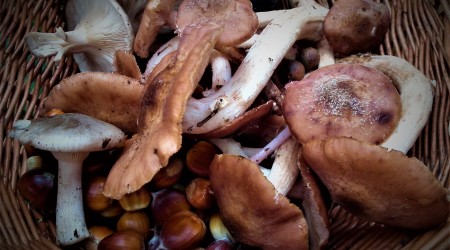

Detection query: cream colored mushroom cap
(10, 113), (126, 153)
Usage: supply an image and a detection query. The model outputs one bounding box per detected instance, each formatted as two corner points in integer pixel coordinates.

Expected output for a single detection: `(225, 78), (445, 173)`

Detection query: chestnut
(151, 188), (191, 226)
(119, 186), (152, 211)
(150, 157), (184, 190)
(117, 211), (152, 240)
(17, 166), (56, 211)
(100, 200), (125, 218)
(85, 176), (112, 212)
(84, 226), (114, 250)
(186, 141), (219, 177)
(159, 211), (206, 250)
(185, 178), (215, 210)
(98, 230), (145, 250)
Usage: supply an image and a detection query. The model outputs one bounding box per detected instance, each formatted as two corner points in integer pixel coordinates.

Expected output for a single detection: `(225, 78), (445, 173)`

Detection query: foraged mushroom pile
(11, 0), (449, 249)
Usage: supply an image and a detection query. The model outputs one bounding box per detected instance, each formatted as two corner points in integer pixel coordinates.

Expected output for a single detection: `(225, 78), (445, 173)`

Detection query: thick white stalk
(183, 5), (328, 134)
(53, 151), (90, 246)
(143, 36), (180, 77)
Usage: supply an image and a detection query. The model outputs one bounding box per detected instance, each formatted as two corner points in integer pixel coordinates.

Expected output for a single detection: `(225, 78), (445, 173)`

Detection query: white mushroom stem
(208, 138), (271, 177)
(317, 37), (335, 68)
(267, 137), (300, 196)
(183, 4), (328, 134)
(209, 133), (299, 195)
(250, 126), (292, 164)
(143, 36), (180, 78)
(256, 10), (283, 28)
(52, 151), (90, 245)
(209, 50), (232, 91)
(340, 55), (433, 153)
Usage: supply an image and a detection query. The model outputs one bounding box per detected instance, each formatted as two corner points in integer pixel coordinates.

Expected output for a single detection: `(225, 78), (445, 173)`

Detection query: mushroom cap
(65, 0), (134, 72)
(209, 154), (309, 250)
(302, 137), (449, 230)
(39, 72), (144, 133)
(176, 0), (258, 47)
(323, 0), (390, 56)
(283, 63), (401, 145)
(10, 113), (126, 153)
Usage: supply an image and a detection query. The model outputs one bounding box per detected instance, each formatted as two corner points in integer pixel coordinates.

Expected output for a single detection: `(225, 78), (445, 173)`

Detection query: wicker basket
(0, 0), (448, 249)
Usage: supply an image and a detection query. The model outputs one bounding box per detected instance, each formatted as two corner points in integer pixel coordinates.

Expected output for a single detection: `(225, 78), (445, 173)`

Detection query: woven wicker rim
(1, 0), (449, 249)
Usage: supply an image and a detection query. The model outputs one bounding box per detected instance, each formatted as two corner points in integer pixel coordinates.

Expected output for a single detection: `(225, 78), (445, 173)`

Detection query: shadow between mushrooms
(302, 137), (449, 230)
(209, 154), (309, 250)
(103, 22), (223, 199)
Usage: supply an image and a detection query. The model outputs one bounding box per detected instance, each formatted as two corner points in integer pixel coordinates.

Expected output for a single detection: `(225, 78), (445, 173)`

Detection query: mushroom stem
(209, 50), (232, 91)
(317, 37), (335, 68)
(52, 151), (90, 245)
(183, 4), (328, 134)
(208, 138), (271, 177)
(250, 126), (292, 164)
(143, 36), (180, 78)
(267, 137), (300, 196)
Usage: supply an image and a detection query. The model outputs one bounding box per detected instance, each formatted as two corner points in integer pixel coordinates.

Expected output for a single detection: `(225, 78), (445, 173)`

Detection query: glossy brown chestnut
(17, 167), (56, 211)
(186, 141), (219, 177)
(150, 157), (184, 190)
(159, 210), (206, 250)
(185, 178), (215, 210)
(117, 211), (152, 240)
(98, 230), (145, 250)
(151, 188), (191, 226)
(119, 187), (152, 211)
(85, 176), (112, 212)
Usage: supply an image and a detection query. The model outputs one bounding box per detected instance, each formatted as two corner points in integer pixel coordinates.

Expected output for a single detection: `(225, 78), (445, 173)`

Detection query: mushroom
(39, 72), (144, 133)
(176, 0), (258, 48)
(301, 137), (449, 230)
(182, 2), (328, 134)
(103, 22), (223, 199)
(113, 50), (142, 80)
(209, 154), (309, 250)
(323, 0), (391, 57)
(298, 156), (330, 250)
(9, 113), (126, 245)
(339, 55), (434, 153)
(25, 0), (134, 72)
(116, 0), (148, 33)
(133, 0), (178, 58)
(283, 62), (402, 146)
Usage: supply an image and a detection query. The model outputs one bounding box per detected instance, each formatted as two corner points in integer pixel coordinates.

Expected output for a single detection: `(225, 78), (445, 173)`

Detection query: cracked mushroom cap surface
(10, 113), (126, 153)
(283, 63), (401, 145)
(302, 137), (449, 230)
(176, 0), (258, 47)
(209, 154), (309, 250)
(40, 72), (144, 133)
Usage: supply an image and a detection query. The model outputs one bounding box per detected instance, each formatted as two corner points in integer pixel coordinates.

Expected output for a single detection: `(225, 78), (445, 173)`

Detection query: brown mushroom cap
(283, 63), (401, 145)
(323, 0), (391, 56)
(39, 72), (144, 133)
(302, 137), (449, 230)
(209, 154), (309, 250)
(176, 0), (258, 47)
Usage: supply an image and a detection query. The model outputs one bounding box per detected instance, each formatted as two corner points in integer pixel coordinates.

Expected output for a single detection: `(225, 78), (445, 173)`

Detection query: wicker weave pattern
(0, 0), (448, 249)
